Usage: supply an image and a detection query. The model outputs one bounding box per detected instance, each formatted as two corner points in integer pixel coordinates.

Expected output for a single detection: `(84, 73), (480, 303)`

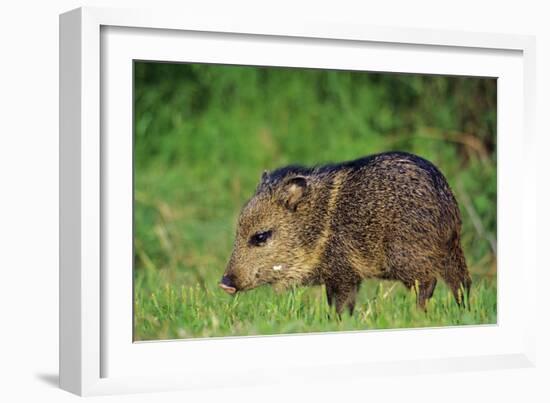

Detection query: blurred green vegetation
(134, 62), (497, 341)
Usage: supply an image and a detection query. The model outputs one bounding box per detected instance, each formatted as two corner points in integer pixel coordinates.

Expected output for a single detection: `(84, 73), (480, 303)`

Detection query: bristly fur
(223, 151), (472, 315)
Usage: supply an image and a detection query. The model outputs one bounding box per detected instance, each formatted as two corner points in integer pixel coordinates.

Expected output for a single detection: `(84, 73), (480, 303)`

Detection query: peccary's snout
(219, 274), (237, 294)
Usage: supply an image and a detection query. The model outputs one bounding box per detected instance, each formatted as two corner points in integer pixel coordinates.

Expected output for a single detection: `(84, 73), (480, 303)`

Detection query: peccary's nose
(219, 275), (237, 294)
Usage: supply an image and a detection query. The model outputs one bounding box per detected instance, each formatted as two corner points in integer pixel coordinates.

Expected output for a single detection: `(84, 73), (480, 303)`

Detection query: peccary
(219, 151), (472, 315)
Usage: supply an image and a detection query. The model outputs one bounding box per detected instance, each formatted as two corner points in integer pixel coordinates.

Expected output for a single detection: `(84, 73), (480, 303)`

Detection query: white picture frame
(59, 6), (537, 396)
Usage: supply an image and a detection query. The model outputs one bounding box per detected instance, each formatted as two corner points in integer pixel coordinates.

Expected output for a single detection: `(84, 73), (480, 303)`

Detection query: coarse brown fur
(221, 151), (472, 315)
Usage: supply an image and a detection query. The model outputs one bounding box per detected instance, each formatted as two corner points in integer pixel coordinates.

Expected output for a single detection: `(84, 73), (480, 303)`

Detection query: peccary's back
(318, 152), (461, 275)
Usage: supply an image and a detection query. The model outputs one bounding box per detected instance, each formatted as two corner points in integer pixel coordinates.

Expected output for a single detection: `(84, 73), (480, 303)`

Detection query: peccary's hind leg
(461, 271), (472, 309)
(417, 277), (437, 311)
(441, 235), (473, 308)
(442, 248), (472, 308)
(443, 269), (472, 308)
(399, 276), (436, 311)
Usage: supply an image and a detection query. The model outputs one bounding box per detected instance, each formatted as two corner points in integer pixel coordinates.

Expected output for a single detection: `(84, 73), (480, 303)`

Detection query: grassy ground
(135, 278), (496, 340)
(133, 62), (497, 341)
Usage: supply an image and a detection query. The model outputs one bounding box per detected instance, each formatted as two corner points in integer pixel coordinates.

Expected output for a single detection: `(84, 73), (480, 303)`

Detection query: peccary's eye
(249, 230), (273, 246)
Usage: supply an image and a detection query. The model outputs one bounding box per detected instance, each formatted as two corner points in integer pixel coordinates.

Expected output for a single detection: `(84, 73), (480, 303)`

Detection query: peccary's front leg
(326, 280), (361, 316)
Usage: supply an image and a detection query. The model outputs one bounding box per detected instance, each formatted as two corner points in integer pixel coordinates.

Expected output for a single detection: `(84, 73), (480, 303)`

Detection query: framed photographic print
(59, 6), (537, 396)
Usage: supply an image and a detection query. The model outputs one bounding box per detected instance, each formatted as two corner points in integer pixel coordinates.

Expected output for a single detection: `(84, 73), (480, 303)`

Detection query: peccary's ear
(281, 176), (308, 211)
(261, 170), (269, 182)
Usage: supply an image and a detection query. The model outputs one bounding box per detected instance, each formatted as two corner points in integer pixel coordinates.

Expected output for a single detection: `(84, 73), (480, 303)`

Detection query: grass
(133, 62), (497, 341)
(134, 278), (497, 341)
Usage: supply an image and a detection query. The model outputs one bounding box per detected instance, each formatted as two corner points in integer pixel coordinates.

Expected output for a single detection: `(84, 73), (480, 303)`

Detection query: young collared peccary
(219, 151), (472, 315)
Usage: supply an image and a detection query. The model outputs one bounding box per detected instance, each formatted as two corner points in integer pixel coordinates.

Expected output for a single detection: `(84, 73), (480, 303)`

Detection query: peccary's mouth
(219, 283), (237, 294)
(219, 274), (237, 294)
